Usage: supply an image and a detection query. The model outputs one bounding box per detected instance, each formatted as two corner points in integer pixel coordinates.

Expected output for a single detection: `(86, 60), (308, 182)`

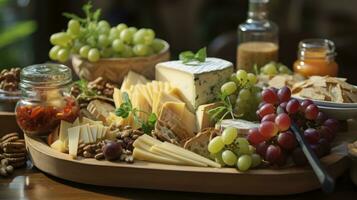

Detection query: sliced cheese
(90, 125), (98, 141)
(150, 145), (207, 167)
(79, 125), (90, 144)
(121, 71), (148, 92)
(137, 134), (162, 146)
(219, 119), (259, 137)
(73, 118), (80, 127)
(113, 88), (122, 108)
(156, 58), (234, 112)
(196, 103), (220, 131)
(59, 120), (72, 149)
(50, 139), (66, 153)
(68, 126), (80, 158)
(161, 142), (221, 168)
(133, 148), (182, 165)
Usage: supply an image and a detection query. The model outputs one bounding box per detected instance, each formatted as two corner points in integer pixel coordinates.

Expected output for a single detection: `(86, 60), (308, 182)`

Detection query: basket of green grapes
(48, 3), (170, 83)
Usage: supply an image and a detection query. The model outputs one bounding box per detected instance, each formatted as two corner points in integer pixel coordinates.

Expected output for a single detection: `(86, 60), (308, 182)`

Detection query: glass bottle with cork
(237, 0), (279, 71)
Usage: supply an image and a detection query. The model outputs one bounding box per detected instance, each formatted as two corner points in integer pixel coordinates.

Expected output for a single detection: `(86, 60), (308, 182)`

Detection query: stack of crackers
(292, 76), (357, 103)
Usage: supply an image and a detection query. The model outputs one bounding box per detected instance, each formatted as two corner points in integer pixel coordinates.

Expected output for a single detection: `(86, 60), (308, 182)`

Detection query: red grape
(247, 128), (265, 145)
(275, 113), (291, 131)
(259, 121), (279, 139)
(261, 113), (276, 122)
(292, 148), (307, 166)
(318, 138), (331, 156)
(262, 88), (278, 104)
(316, 111), (328, 125)
(256, 141), (269, 157)
(265, 145), (282, 164)
(300, 99), (313, 112)
(277, 86), (291, 103)
(304, 128), (320, 144)
(276, 151), (287, 166)
(305, 104), (319, 120)
(319, 126), (334, 142)
(323, 118), (339, 132)
(286, 99), (300, 114)
(310, 144), (324, 158)
(258, 103), (275, 118)
(277, 131), (297, 150)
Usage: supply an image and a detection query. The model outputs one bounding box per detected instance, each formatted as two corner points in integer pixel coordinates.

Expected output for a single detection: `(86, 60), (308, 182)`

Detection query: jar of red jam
(15, 64), (79, 136)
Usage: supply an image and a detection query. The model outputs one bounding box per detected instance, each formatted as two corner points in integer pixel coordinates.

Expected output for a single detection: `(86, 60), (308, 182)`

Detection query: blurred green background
(1, 0), (357, 83)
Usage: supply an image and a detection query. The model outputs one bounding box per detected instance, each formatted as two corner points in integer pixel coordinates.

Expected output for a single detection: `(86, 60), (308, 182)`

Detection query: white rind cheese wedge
(218, 119), (260, 137)
(156, 57), (234, 112)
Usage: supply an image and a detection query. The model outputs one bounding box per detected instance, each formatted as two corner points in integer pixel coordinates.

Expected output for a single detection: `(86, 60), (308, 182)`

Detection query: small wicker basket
(71, 39), (170, 84)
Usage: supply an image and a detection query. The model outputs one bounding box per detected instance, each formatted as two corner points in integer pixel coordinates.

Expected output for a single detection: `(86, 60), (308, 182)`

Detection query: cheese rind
(155, 57), (234, 111)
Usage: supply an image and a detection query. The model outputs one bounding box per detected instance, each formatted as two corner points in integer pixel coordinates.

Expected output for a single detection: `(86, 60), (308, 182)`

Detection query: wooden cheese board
(25, 128), (352, 196)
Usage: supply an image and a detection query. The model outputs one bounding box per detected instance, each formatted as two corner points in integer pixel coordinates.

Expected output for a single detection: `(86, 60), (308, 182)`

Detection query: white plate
(293, 95), (357, 108)
(317, 105), (357, 120)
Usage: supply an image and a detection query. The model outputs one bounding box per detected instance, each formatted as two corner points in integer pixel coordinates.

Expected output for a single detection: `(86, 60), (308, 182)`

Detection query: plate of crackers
(291, 76), (357, 108)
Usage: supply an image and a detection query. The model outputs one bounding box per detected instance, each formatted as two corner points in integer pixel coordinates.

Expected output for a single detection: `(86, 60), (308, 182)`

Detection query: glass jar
(293, 39), (338, 77)
(237, 0), (279, 71)
(15, 64), (79, 136)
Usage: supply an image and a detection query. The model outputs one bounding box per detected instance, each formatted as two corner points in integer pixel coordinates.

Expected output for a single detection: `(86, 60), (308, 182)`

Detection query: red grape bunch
(248, 86), (339, 166)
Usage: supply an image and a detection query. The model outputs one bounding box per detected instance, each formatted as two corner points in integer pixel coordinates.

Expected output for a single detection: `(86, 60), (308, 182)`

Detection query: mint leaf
(179, 47), (207, 65)
(195, 47), (206, 62)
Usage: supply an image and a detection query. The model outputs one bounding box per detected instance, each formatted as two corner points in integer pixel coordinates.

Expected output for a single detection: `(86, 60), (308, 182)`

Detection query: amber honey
(293, 39), (338, 77)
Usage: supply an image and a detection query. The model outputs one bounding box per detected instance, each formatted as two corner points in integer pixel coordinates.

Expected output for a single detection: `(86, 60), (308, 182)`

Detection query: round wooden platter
(25, 125), (353, 196)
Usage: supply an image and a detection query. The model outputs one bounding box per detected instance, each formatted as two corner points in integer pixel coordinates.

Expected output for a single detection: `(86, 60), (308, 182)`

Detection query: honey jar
(293, 39), (338, 77)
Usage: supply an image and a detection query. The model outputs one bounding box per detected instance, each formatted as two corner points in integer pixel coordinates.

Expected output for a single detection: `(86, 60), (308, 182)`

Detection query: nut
(83, 151), (94, 158)
(6, 165), (14, 174)
(94, 152), (104, 160)
(0, 167), (7, 176)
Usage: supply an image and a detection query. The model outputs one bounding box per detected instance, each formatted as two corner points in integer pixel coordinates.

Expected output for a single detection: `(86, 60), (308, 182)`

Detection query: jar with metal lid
(293, 39), (338, 77)
(15, 63), (79, 136)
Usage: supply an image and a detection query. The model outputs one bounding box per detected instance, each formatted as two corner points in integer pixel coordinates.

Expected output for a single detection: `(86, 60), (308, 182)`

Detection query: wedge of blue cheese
(155, 57), (234, 112)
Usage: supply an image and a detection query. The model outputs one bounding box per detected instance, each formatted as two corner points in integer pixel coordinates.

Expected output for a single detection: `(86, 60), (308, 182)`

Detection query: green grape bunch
(49, 2), (166, 63)
(209, 69), (262, 122)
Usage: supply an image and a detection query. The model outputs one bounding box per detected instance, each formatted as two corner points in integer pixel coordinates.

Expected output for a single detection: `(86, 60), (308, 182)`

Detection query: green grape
(237, 155), (252, 171)
(251, 153), (262, 168)
(79, 45), (90, 58)
(278, 64), (292, 74)
(72, 40), (83, 53)
(221, 81), (237, 95)
(143, 28), (155, 45)
(238, 88), (251, 100)
(221, 127), (238, 145)
(151, 39), (165, 53)
(109, 27), (120, 39)
(133, 44), (149, 56)
(146, 28), (155, 39)
(213, 151), (226, 166)
(128, 27), (138, 34)
(57, 48), (69, 62)
(208, 136), (224, 154)
(249, 145), (255, 154)
(236, 69), (248, 82)
(98, 20), (110, 30)
(262, 62), (278, 75)
(112, 39), (125, 52)
(121, 45), (134, 57)
(236, 138), (250, 155)
(49, 45), (61, 60)
(247, 73), (257, 84)
(50, 32), (71, 46)
(147, 45), (154, 56)
(67, 19), (80, 36)
(98, 34), (110, 48)
(88, 48), (100, 62)
(228, 94), (237, 106)
(100, 48), (113, 58)
(222, 150), (237, 166)
(87, 22), (97, 31)
(120, 29), (134, 44)
(116, 23), (128, 33)
(86, 36), (96, 47)
(133, 29), (147, 45)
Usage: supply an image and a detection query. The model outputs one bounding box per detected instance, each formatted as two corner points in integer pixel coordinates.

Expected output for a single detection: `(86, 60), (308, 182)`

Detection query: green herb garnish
(115, 92), (157, 135)
(74, 79), (97, 99)
(179, 47), (207, 65)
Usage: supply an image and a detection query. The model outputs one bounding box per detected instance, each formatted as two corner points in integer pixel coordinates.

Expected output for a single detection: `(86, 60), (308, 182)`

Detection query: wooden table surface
(0, 161), (356, 200)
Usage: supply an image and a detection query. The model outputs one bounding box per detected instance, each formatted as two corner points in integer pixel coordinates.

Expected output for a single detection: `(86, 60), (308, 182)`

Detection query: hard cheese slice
(156, 57), (233, 112)
(68, 126), (80, 158)
(196, 103), (220, 131)
(59, 120), (72, 149)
